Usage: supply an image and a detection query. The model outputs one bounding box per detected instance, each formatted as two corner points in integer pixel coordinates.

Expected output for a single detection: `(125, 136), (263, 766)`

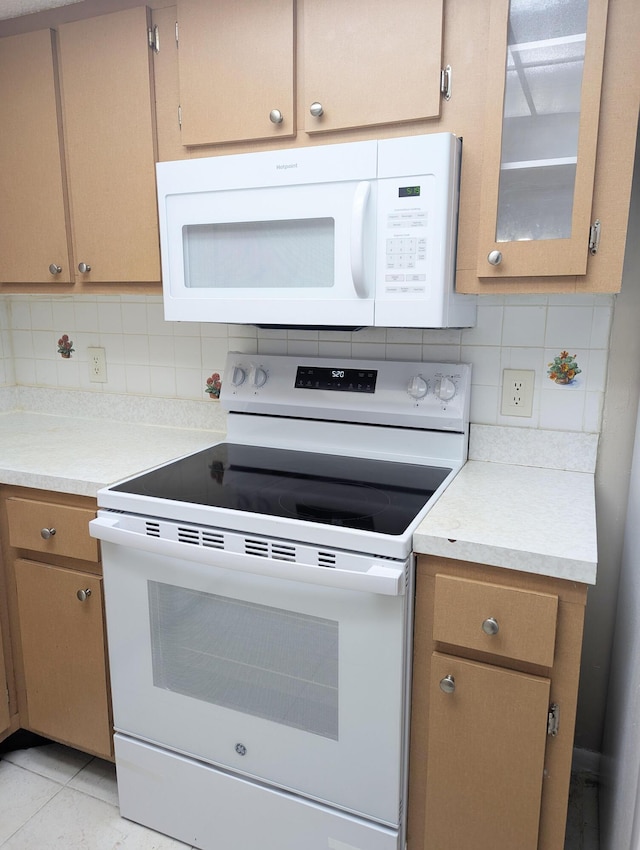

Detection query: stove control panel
(222, 353), (471, 433)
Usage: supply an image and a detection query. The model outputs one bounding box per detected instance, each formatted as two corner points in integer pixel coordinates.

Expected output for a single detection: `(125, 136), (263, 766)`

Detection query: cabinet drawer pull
(40, 527), (56, 540)
(76, 588), (92, 602)
(309, 101), (324, 117)
(269, 109), (284, 124)
(482, 617), (499, 636)
(487, 250), (502, 266)
(78, 262), (91, 273)
(48, 264), (62, 275)
(439, 674), (455, 694)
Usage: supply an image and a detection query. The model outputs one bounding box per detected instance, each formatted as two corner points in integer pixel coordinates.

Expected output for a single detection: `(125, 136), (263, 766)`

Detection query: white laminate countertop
(0, 409), (598, 585)
(413, 459), (598, 585)
(0, 411), (221, 497)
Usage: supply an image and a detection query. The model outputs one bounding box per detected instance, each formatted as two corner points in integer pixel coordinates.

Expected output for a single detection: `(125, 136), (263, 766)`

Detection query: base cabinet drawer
(14, 559), (112, 759)
(7, 497), (99, 563)
(433, 573), (558, 666)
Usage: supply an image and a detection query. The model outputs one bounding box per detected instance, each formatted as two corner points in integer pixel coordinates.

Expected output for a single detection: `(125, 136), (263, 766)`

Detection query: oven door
(95, 521), (410, 827)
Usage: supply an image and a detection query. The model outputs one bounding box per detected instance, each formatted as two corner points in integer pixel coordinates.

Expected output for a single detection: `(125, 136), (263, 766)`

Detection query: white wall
(2, 292), (613, 435)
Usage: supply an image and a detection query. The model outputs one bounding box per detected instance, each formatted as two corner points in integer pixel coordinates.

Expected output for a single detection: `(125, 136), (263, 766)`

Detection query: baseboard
(572, 746), (601, 779)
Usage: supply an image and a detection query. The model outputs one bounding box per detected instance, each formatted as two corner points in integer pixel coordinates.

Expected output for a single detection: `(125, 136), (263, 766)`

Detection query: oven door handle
(90, 515), (406, 596)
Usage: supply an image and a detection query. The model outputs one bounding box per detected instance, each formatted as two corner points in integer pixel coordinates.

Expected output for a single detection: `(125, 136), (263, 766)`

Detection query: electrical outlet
(88, 347), (107, 383)
(501, 369), (534, 417)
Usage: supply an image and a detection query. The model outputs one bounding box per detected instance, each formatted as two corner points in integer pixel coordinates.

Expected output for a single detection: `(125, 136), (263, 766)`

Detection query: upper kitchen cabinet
(0, 29), (73, 284)
(176, 0), (295, 147)
(57, 6), (160, 284)
(476, 0), (608, 279)
(301, 0), (444, 135)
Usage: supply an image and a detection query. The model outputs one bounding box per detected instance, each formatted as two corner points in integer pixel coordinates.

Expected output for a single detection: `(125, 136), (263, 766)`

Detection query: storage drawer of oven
(432, 574), (558, 666)
(7, 498), (98, 563)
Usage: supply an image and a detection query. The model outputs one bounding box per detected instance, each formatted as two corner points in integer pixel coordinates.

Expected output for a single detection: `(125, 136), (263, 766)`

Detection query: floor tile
(67, 757), (119, 807)
(1, 786), (192, 850)
(0, 760), (62, 845)
(1, 743), (92, 784)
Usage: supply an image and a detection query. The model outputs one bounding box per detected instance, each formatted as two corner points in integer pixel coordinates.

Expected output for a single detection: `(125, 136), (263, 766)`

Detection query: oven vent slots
(201, 530), (225, 549)
(178, 526), (200, 545)
(145, 521), (161, 537)
(318, 551), (337, 568)
(271, 543), (296, 562)
(244, 538), (270, 558)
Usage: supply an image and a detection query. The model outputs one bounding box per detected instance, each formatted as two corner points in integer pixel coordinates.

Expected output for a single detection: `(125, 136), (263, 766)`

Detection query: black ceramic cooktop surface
(112, 443), (451, 536)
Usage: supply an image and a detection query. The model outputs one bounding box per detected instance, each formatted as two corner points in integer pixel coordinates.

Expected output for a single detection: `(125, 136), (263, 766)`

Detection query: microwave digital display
(399, 186), (421, 197)
(295, 366), (377, 393)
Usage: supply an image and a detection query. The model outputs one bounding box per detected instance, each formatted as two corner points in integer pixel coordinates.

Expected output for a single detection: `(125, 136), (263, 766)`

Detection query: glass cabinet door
(477, 0), (608, 278)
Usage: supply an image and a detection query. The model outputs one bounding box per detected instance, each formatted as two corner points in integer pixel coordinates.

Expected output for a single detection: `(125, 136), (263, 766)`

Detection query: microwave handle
(350, 181), (371, 298)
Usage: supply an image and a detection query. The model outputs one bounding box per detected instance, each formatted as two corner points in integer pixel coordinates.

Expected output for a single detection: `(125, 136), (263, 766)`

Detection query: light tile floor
(0, 742), (192, 849)
(0, 741), (599, 849)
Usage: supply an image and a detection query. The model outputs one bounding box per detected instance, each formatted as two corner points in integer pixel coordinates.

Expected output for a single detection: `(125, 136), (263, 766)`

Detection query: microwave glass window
(148, 581), (339, 739)
(182, 219), (335, 289)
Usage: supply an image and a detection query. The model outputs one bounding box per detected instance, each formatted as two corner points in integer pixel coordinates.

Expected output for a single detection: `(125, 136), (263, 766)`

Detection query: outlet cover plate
(88, 347), (107, 383)
(501, 368), (534, 417)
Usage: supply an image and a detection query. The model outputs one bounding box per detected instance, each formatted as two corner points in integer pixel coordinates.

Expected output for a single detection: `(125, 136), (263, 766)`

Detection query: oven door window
(149, 582), (339, 740)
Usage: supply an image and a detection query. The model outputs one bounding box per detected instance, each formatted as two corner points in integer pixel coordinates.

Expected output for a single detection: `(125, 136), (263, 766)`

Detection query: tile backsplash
(1, 292), (613, 434)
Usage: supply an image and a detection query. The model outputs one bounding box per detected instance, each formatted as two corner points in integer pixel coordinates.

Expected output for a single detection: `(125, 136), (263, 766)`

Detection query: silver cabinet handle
(439, 674), (456, 694)
(40, 527), (56, 540)
(78, 262), (91, 273)
(49, 264), (62, 275)
(309, 101), (324, 117)
(487, 250), (503, 266)
(77, 588), (92, 602)
(482, 617), (499, 635)
(269, 109), (283, 124)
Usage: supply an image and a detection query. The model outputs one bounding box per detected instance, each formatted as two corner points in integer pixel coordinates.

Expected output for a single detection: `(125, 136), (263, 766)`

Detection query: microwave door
(161, 181), (376, 327)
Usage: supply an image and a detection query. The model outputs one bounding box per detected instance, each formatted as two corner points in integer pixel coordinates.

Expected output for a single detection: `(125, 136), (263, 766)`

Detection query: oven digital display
(295, 366), (377, 393)
(399, 185), (421, 197)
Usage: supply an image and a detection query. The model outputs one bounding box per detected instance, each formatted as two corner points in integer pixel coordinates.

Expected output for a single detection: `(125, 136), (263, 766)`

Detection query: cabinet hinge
(589, 219), (601, 255)
(440, 65), (452, 101)
(175, 21), (179, 46)
(547, 702), (560, 736)
(178, 105), (182, 129)
(147, 24), (160, 53)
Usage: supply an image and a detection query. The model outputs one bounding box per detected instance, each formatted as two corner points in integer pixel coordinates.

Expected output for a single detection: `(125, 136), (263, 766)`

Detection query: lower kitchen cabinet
(408, 555), (588, 850)
(14, 560), (111, 759)
(0, 487), (113, 760)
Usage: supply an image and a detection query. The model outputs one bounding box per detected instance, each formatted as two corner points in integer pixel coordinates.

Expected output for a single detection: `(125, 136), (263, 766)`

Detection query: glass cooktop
(112, 442), (451, 536)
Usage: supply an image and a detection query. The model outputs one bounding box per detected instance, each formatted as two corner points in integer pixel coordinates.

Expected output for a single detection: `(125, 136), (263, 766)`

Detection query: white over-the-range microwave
(156, 133), (476, 329)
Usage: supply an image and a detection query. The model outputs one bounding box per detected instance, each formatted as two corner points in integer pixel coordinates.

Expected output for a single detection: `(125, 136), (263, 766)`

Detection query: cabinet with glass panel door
(476, 0), (608, 279)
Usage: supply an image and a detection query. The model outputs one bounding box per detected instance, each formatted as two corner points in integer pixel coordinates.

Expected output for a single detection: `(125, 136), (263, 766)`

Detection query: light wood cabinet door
(301, 0), (443, 135)
(0, 29), (72, 284)
(177, 0), (295, 146)
(476, 0), (608, 279)
(57, 6), (160, 283)
(14, 559), (112, 759)
(424, 652), (550, 850)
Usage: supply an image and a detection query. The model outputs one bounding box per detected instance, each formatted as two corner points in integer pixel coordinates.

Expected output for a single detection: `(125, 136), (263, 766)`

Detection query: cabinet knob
(487, 250), (503, 266)
(76, 588), (92, 602)
(309, 101), (324, 118)
(40, 527), (56, 540)
(78, 262), (91, 273)
(269, 109), (284, 124)
(439, 674), (456, 694)
(482, 617), (500, 636)
(48, 264), (62, 275)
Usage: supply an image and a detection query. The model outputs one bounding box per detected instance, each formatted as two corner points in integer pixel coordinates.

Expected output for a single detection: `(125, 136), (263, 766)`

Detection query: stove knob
(435, 377), (456, 401)
(231, 366), (247, 387)
(407, 375), (428, 399)
(252, 366), (268, 388)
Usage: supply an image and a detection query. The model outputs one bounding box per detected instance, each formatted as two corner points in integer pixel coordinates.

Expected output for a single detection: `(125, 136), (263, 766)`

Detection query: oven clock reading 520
(295, 366), (377, 393)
